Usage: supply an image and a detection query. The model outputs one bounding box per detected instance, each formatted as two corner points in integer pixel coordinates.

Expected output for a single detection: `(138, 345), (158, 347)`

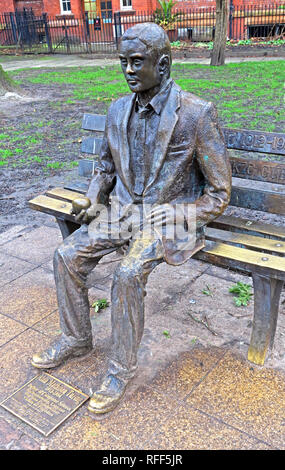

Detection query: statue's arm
(194, 102), (232, 228)
(86, 117), (115, 206)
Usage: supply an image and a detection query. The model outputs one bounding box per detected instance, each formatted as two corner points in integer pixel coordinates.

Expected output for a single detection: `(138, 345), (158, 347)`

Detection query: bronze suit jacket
(87, 81), (232, 265)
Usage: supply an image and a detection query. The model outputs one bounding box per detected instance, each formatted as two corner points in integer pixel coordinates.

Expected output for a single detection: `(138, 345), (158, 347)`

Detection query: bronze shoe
(88, 374), (127, 414)
(31, 337), (92, 369)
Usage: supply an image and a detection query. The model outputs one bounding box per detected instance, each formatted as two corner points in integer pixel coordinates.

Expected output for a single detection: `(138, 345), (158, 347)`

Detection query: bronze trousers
(53, 224), (164, 379)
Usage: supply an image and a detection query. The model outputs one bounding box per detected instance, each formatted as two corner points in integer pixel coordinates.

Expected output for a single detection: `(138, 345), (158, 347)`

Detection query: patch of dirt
(0, 78), (109, 233)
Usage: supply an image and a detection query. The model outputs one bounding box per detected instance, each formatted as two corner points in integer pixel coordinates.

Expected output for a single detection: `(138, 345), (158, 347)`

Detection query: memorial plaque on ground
(0, 373), (89, 436)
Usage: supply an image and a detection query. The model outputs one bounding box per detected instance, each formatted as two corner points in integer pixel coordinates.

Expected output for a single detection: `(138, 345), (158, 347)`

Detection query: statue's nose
(126, 63), (134, 74)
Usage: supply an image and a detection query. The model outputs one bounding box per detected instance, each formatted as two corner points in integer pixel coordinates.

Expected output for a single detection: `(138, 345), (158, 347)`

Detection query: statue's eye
(120, 59), (127, 66)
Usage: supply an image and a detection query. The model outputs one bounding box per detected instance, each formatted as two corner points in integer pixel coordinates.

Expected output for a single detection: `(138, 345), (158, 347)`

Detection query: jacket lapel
(144, 83), (181, 194)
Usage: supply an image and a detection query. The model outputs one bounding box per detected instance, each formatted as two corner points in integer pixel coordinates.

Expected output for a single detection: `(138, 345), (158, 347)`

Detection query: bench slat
(45, 188), (84, 202)
(81, 137), (103, 155)
(230, 156), (285, 185)
(222, 128), (285, 156)
(230, 185), (285, 215)
(64, 181), (89, 194)
(28, 195), (74, 221)
(205, 227), (285, 254)
(197, 241), (285, 280)
(78, 159), (96, 177)
(211, 215), (285, 240)
(82, 114), (106, 132)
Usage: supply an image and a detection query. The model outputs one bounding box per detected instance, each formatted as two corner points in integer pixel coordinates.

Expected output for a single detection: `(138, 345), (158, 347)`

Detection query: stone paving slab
(186, 353), (285, 449)
(145, 403), (273, 450)
(0, 252), (35, 287)
(0, 225), (29, 246)
(0, 224), (284, 450)
(0, 313), (27, 348)
(0, 417), (40, 450)
(0, 329), (53, 402)
(0, 226), (62, 265)
(0, 267), (58, 326)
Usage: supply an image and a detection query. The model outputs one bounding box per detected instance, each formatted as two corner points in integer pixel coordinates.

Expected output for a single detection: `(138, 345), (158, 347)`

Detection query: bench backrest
(79, 113), (285, 215)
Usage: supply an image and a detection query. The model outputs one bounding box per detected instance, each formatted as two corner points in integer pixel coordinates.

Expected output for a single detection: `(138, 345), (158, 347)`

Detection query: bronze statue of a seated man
(31, 22), (231, 414)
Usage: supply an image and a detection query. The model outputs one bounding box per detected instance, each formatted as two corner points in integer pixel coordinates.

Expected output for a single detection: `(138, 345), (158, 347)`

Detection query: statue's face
(119, 38), (162, 93)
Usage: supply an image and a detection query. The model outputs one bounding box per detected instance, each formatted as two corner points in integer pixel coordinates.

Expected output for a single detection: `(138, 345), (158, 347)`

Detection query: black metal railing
(0, 3), (284, 54)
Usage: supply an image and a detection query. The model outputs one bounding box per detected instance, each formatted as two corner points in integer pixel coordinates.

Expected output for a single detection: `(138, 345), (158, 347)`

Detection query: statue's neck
(137, 76), (168, 106)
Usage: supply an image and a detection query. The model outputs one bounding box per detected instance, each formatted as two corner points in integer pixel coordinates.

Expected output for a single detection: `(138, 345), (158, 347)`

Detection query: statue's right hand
(74, 208), (88, 223)
(74, 204), (101, 224)
(71, 196), (91, 215)
(71, 196), (92, 223)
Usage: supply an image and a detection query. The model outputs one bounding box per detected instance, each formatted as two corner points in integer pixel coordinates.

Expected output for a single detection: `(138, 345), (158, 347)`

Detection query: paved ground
(1, 53), (284, 71)
(0, 221), (284, 450)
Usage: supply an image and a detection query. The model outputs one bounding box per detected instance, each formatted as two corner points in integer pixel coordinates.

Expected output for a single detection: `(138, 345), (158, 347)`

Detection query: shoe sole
(87, 391), (126, 415)
(87, 402), (120, 414)
(31, 348), (93, 370)
(30, 360), (62, 369)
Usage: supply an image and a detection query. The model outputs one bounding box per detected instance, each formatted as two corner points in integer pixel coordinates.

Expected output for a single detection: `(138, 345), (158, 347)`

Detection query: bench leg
(56, 218), (80, 239)
(247, 273), (283, 366)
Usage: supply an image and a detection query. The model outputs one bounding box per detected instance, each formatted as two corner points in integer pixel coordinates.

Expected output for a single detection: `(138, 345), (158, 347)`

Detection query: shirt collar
(135, 78), (173, 115)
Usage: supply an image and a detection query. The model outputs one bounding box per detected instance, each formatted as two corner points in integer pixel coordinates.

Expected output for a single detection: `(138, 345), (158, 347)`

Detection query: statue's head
(119, 22), (172, 94)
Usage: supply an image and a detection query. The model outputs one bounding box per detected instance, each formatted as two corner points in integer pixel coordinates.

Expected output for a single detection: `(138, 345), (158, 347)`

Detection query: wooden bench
(29, 113), (285, 367)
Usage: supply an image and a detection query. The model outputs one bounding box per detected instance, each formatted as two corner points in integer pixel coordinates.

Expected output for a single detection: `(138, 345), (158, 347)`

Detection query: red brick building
(0, 0), (158, 16)
(1, 0), (283, 17)
(0, 0), (283, 45)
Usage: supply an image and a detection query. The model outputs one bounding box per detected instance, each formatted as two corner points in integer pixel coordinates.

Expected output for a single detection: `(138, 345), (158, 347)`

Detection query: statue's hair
(121, 22), (172, 65)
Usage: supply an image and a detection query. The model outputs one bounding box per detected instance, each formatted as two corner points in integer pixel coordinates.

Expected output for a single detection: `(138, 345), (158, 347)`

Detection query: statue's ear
(158, 55), (170, 76)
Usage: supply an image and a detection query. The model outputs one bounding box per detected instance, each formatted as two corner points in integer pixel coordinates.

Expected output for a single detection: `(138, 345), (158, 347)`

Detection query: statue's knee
(54, 242), (75, 269)
(114, 262), (141, 284)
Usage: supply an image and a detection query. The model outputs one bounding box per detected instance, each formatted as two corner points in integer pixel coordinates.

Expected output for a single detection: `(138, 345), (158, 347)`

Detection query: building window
(84, 0), (98, 17)
(120, 0), (132, 11)
(101, 1), (112, 20)
(60, 0), (72, 14)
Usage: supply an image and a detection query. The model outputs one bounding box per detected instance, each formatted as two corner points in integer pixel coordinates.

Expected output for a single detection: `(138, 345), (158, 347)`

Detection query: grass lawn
(13, 60), (284, 130)
(1, 60), (284, 171)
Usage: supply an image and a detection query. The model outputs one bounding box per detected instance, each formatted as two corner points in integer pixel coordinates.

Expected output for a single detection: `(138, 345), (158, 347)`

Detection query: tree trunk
(0, 64), (23, 96)
(210, 0), (230, 66)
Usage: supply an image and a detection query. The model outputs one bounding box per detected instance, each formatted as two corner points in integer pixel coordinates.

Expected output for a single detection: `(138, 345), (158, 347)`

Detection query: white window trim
(60, 0), (72, 14)
(120, 0), (133, 11)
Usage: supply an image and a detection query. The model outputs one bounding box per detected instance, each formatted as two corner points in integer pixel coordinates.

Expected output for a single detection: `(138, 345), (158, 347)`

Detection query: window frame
(60, 0), (72, 15)
(120, 0), (133, 11)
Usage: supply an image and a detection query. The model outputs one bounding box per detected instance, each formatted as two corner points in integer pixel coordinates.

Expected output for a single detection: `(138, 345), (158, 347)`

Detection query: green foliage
(163, 330), (171, 339)
(170, 40), (183, 48)
(92, 298), (109, 313)
(229, 281), (253, 307)
(235, 38), (285, 46)
(237, 39), (252, 46)
(202, 284), (214, 297)
(32, 156), (43, 163)
(46, 161), (64, 170)
(0, 149), (13, 159)
(154, 0), (181, 29)
(157, 0), (177, 16)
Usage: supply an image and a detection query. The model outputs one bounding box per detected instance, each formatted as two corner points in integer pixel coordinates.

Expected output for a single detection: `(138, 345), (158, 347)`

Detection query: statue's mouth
(127, 79), (138, 85)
